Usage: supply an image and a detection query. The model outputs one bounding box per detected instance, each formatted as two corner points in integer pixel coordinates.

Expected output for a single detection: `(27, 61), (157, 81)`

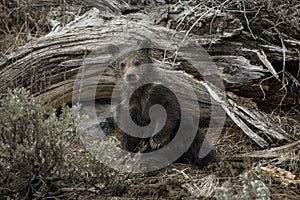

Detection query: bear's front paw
(149, 137), (161, 149)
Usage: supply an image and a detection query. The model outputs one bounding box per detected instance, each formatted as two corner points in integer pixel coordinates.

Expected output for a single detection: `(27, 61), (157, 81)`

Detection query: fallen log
(0, 6), (298, 148)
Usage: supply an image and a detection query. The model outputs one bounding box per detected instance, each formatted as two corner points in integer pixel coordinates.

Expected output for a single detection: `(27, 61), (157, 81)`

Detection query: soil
(101, 125), (300, 199)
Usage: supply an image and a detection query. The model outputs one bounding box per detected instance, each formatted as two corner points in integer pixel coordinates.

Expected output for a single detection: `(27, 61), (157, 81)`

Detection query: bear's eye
(120, 63), (126, 69)
(134, 61), (141, 67)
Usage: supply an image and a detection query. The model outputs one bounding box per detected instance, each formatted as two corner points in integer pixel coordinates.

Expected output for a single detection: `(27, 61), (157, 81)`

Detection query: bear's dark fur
(110, 41), (218, 167)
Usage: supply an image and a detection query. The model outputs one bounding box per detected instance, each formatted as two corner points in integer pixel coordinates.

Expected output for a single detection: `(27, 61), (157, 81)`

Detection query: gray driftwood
(0, 6), (299, 148)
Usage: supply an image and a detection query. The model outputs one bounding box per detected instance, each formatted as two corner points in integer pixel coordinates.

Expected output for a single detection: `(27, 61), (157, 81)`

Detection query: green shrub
(0, 88), (127, 199)
(217, 171), (270, 200)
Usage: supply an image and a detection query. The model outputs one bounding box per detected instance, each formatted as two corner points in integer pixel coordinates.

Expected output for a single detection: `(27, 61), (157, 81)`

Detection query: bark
(0, 1), (299, 148)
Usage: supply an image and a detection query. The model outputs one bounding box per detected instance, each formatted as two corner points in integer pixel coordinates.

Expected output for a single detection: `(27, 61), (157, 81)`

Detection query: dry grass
(0, 0), (88, 54)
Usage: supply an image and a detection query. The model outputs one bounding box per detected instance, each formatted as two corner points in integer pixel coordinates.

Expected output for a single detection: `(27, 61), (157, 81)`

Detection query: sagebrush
(0, 88), (127, 199)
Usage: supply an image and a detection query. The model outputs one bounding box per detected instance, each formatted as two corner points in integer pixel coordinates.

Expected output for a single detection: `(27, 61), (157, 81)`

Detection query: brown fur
(111, 43), (218, 167)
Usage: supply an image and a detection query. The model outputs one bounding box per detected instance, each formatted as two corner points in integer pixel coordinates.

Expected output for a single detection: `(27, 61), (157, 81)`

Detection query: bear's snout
(125, 70), (138, 83)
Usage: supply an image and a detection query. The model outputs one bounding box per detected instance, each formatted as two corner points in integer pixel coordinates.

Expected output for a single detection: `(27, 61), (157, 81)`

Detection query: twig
(242, 0), (256, 39)
(233, 140), (300, 159)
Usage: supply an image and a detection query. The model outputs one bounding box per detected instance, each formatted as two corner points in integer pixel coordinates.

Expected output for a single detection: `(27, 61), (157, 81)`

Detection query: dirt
(93, 124), (299, 200)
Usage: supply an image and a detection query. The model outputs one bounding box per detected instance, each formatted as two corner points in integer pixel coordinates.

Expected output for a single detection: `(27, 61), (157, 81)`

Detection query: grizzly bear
(109, 40), (218, 168)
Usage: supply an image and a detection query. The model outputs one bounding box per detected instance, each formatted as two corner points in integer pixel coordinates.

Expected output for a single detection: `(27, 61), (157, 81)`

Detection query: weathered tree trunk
(0, 2), (299, 148)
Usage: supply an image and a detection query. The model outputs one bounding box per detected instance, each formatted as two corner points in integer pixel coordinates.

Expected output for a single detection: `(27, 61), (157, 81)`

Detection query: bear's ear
(107, 44), (120, 55)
